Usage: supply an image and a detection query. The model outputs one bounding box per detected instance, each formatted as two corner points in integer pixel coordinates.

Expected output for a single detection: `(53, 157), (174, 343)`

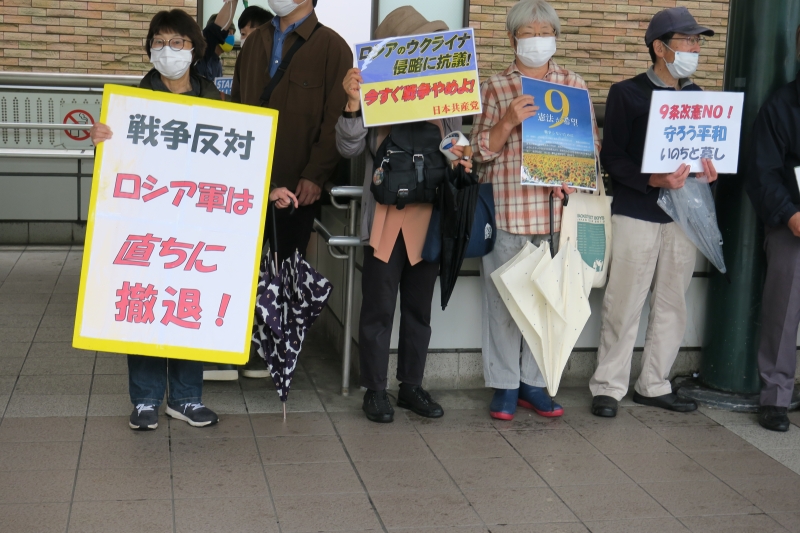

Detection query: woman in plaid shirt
(470, 0), (601, 421)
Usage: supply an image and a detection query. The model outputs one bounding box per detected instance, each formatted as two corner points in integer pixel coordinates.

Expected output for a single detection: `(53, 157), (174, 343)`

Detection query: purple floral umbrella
(252, 249), (332, 419)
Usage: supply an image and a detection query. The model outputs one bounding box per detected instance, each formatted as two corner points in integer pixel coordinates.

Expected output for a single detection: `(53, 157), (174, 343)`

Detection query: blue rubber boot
(489, 388), (519, 421)
(518, 382), (564, 418)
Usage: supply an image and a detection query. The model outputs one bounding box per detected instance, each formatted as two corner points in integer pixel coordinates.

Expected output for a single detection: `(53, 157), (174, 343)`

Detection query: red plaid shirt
(472, 60), (601, 235)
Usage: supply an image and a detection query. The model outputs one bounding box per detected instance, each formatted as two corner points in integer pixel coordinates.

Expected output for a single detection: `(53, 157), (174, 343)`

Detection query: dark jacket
(601, 72), (702, 223)
(139, 68), (221, 100)
(231, 11), (352, 190)
(195, 19), (227, 81)
(746, 77), (800, 228)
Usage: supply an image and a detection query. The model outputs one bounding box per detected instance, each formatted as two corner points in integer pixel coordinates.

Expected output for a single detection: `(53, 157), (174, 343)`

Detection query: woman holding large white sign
(469, 0), (601, 422)
(89, 9), (297, 431)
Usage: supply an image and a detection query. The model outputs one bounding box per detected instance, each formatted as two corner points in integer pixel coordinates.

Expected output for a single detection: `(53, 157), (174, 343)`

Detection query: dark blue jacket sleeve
(746, 101), (798, 227)
(202, 20), (227, 62)
(600, 83), (652, 194)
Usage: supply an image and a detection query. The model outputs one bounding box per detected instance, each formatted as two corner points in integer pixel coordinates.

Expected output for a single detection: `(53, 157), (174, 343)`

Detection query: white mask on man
(268, 0), (307, 17)
(516, 36), (556, 68)
(150, 47), (193, 80)
(663, 44), (699, 79)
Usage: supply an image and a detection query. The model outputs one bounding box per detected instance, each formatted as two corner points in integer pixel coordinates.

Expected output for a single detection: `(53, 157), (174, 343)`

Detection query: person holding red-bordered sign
(89, 9), (297, 432)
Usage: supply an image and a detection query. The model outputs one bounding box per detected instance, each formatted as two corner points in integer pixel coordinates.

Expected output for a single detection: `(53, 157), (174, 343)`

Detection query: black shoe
(632, 391), (697, 412)
(397, 383), (444, 418)
(758, 405), (790, 432)
(591, 395), (618, 418)
(363, 389), (394, 423)
(166, 402), (219, 427)
(129, 404), (158, 430)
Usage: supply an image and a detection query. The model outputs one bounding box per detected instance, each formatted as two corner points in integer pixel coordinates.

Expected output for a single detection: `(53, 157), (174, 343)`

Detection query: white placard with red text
(73, 85), (277, 364)
(641, 91), (744, 174)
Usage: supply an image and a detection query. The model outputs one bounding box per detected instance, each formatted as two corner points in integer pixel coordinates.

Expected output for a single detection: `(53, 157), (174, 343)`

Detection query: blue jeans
(128, 355), (203, 407)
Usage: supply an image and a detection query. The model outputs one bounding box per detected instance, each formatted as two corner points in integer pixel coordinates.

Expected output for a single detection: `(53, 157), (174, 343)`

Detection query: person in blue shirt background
(195, 0), (239, 81)
(238, 5), (273, 45)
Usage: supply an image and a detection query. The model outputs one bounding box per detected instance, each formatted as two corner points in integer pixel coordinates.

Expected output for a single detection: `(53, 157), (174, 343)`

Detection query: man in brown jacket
(231, 0), (351, 262)
(231, 0), (351, 379)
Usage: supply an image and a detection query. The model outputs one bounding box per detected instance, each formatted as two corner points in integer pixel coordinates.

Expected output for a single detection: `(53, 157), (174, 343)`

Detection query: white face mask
(268, 0), (307, 17)
(150, 47), (193, 80)
(663, 44), (699, 79)
(515, 36), (556, 68)
(240, 37), (246, 47)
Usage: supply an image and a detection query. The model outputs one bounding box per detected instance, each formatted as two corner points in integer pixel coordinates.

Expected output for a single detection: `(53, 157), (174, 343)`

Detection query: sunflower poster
(520, 77), (598, 190)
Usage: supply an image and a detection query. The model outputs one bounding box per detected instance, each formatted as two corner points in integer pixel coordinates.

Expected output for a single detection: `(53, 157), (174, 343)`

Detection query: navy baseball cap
(645, 7), (714, 46)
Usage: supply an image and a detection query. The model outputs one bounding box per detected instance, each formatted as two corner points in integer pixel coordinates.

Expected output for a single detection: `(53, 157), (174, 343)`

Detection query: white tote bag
(558, 184), (612, 288)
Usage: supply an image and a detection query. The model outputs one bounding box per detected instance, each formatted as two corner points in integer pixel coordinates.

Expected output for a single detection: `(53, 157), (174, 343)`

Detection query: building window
(198, 0), (467, 44)
(376, 0), (467, 31)
(200, 0), (244, 35)
(199, 0), (374, 47)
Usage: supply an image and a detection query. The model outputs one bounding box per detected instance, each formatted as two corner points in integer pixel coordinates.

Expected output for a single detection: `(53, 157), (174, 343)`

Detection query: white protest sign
(642, 91), (744, 174)
(73, 85), (277, 365)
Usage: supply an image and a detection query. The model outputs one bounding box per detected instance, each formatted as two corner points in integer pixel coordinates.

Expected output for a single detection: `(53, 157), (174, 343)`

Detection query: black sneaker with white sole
(129, 404), (158, 430)
(166, 402), (219, 427)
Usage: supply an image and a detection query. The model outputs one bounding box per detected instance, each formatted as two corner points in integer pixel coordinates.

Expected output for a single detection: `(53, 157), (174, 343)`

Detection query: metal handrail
(329, 185), (364, 198)
(0, 123), (92, 130)
(0, 148), (94, 159)
(313, 219), (350, 260)
(315, 185), (364, 396)
(0, 71), (140, 89)
(329, 235), (361, 248)
(328, 185), (363, 210)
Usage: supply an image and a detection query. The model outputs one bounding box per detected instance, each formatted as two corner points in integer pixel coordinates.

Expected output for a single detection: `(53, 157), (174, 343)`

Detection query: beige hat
(374, 6), (448, 40)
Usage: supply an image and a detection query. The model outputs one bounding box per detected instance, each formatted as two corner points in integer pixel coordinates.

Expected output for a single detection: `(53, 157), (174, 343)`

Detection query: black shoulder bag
(260, 22), (323, 106)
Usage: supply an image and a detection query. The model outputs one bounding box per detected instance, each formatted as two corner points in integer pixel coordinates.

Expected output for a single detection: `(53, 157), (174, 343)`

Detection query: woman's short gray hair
(506, 0), (561, 38)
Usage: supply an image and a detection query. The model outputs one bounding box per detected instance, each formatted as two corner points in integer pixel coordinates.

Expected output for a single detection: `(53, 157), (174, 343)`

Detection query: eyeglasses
(516, 31), (556, 39)
(669, 36), (707, 46)
(149, 37), (191, 52)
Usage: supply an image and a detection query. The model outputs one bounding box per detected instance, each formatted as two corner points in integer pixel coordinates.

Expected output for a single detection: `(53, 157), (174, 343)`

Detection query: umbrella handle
(269, 201), (296, 276)
(548, 190), (570, 258)
(270, 201), (279, 275)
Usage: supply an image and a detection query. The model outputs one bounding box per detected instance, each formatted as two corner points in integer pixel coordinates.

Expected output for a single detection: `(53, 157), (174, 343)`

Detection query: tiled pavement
(2, 246), (800, 533)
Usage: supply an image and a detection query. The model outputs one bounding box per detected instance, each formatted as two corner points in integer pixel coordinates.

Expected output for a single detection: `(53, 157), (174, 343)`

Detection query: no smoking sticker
(63, 109), (94, 141)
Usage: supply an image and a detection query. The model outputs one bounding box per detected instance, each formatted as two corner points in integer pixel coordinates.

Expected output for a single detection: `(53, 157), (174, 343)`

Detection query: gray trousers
(480, 229), (548, 389)
(758, 225), (800, 407)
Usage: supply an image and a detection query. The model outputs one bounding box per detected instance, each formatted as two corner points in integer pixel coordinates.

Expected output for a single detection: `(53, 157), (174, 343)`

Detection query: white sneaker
(240, 358), (270, 379)
(203, 364), (238, 381)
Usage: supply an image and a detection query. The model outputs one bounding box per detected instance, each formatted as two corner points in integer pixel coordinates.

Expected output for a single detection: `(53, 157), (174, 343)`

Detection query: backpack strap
(260, 22), (323, 106)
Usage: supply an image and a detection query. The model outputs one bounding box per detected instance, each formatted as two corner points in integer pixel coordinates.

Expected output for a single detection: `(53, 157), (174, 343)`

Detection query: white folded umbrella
(492, 239), (594, 397)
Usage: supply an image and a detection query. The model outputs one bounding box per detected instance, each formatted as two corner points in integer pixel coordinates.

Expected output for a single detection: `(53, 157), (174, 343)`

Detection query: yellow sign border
(72, 84), (278, 365)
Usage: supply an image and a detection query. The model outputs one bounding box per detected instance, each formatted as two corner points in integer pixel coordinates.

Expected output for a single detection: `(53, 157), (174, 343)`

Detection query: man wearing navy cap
(588, 7), (719, 417)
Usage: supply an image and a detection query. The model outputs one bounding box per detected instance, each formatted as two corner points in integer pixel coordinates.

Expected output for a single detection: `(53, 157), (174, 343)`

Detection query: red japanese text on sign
(112, 173), (254, 216)
(114, 234), (226, 272)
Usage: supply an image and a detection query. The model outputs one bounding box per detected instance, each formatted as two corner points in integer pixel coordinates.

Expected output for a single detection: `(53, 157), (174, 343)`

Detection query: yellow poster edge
(72, 84), (278, 365)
